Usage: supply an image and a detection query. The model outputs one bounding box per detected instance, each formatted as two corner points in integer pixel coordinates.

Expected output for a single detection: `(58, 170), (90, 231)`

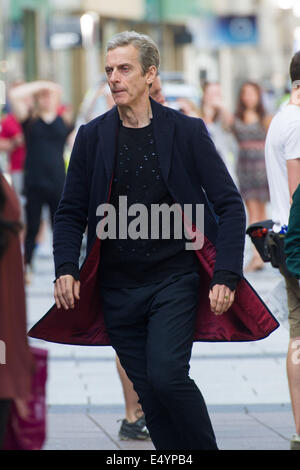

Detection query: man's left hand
(209, 284), (235, 315)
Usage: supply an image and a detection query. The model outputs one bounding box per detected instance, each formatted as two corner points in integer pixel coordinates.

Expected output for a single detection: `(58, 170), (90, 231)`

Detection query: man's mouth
(112, 89), (126, 94)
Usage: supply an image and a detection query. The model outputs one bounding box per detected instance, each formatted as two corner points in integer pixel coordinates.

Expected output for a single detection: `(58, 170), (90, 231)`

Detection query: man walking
(29, 31), (278, 450)
(69, 72), (166, 441)
(265, 51), (300, 450)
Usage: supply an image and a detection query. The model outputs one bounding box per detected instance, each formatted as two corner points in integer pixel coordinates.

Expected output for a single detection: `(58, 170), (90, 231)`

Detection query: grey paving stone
(43, 437), (118, 451)
(43, 412), (119, 450)
(216, 437), (289, 451)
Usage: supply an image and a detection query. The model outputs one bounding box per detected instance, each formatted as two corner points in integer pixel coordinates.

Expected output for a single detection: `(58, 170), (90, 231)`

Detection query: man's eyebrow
(105, 63), (132, 70)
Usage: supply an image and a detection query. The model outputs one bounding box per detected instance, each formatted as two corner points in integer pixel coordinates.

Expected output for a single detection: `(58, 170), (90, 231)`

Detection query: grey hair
(106, 30), (160, 75)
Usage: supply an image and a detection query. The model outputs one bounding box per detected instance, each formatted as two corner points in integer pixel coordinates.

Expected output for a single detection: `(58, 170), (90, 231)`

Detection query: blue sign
(193, 15), (258, 48)
(215, 16), (258, 45)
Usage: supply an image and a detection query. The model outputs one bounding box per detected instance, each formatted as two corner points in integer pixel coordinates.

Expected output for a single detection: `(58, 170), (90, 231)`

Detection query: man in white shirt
(265, 51), (300, 450)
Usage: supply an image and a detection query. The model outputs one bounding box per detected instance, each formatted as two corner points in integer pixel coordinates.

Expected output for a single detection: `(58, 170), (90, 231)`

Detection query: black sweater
(98, 120), (200, 287)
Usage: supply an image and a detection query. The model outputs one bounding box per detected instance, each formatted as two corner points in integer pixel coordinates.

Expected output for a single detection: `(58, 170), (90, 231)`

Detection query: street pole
(80, 11), (100, 91)
(24, 9), (38, 81)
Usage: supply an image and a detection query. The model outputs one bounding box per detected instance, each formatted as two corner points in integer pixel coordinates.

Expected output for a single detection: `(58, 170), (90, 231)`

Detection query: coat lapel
(150, 98), (175, 183)
(97, 106), (120, 182)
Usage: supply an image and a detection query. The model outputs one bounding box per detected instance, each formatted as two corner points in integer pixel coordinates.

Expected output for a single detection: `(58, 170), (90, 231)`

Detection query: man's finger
(218, 288), (231, 314)
(210, 285), (223, 314)
(214, 286), (226, 315)
(63, 276), (75, 308)
(59, 276), (71, 309)
(220, 289), (235, 314)
(74, 280), (80, 301)
(55, 278), (69, 310)
(54, 284), (61, 309)
(209, 286), (219, 312)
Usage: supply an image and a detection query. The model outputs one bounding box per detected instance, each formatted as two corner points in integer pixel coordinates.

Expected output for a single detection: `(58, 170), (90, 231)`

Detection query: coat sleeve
(53, 125), (89, 275)
(192, 118), (246, 277)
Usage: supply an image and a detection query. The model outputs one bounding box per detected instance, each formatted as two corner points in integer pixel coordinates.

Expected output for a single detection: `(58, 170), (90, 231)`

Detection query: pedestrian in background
(233, 81), (272, 272)
(176, 97), (200, 117)
(0, 81), (29, 245)
(200, 81), (238, 185)
(0, 81), (28, 198)
(265, 51), (300, 450)
(9, 81), (74, 283)
(0, 172), (33, 449)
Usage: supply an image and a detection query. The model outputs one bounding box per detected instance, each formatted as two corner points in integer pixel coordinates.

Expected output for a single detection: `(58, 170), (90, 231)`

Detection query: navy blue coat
(28, 98), (279, 345)
(54, 98), (245, 275)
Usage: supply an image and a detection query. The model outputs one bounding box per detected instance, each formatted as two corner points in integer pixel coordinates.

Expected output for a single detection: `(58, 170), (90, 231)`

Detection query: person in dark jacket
(285, 183), (300, 281)
(9, 80), (74, 282)
(0, 172), (33, 449)
(28, 31), (279, 450)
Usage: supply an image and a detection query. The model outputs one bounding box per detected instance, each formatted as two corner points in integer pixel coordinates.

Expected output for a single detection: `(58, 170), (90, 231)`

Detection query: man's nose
(110, 69), (120, 83)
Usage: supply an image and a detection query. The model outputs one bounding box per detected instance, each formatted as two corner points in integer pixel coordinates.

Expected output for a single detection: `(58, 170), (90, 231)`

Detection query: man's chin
(114, 98), (130, 107)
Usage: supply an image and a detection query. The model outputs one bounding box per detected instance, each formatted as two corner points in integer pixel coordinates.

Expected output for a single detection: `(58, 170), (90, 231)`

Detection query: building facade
(1, 0), (299, 114)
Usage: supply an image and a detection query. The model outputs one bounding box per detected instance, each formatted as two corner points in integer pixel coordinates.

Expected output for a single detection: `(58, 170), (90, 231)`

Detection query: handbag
(246, 219), (294, 278)
(3, 346), (48, 450)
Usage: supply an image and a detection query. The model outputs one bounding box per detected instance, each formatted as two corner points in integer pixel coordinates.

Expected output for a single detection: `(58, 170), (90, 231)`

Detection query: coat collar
(97, 97), (175, 183)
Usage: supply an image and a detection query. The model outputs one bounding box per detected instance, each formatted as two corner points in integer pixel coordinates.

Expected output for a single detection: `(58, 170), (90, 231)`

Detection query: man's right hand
(54, 275), (80, 310)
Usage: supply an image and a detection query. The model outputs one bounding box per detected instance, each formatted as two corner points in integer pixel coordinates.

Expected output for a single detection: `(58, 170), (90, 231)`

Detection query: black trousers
(24, 186), (61, 265)
(100, 271), (218, 450)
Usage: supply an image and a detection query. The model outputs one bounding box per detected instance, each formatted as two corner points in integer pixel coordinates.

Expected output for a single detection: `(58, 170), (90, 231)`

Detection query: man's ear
(146, 65), (157, 86)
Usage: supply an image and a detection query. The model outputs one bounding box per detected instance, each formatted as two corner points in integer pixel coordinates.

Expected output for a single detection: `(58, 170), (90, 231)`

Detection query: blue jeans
(99, 271), (218, 450)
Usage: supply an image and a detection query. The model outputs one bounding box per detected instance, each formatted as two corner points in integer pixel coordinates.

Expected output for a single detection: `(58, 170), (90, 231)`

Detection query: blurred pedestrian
(149, 74), (165, 105)
(0, 82), (28, 197)
(200, 81), (238, 184)
(233, 81), (272, 272)
(265, 51), (300, 450)
(0, 112), (25, 194)
(9, 81), (74, 283)
(0, 172), (33, 449)
(175, 97), (200, 117)
(73, 80), (115, 136)
(0, 81), (29, 245)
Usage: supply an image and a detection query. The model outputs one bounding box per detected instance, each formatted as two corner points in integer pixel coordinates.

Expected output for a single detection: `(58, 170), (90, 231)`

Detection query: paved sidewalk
(43, 403), (294, 450)
(26, 235), (296, 450)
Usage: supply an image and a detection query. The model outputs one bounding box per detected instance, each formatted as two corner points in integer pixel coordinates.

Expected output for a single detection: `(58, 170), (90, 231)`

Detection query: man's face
(105, 44), (156, 107)
(150, 76), (165, 104)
